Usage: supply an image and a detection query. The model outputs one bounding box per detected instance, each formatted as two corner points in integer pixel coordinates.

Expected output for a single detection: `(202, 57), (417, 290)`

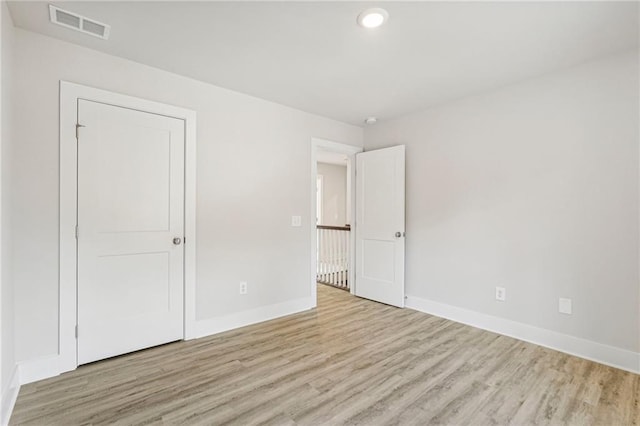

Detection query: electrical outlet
(239, 281), (248, 295)
(559, 298), (572, 315)
(291, 216), (302, 227)
(495, 287), (506, 302)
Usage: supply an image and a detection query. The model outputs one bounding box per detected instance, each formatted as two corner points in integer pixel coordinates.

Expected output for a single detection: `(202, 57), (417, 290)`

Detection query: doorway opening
(316, 153), (351, 291)
(310, 139), (362, 303)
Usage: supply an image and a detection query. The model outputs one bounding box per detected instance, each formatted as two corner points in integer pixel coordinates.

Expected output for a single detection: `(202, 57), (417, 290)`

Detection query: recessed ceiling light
(364, 117), (378, 125)
(357, 8), (389, 29)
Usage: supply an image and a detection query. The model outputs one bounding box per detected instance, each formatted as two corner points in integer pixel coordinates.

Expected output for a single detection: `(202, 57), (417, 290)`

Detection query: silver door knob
(395, 232), (402, 238)
(173, 237), (182, 245)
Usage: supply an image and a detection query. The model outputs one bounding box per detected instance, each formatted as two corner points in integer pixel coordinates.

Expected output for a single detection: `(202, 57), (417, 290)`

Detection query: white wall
(1, 1), (17, 422)
(317, 162), (347, 227)
(9, 27), (362, 364)
(365, 51), (640, 356)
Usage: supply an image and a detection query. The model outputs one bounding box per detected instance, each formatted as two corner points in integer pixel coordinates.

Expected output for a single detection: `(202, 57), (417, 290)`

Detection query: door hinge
(75, 123), (85, 139)
(75, 225), (79, 239)
(75, 325), (78, 338)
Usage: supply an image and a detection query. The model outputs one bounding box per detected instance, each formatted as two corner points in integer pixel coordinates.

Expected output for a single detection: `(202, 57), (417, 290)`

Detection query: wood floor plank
(10, 284), (640, 425)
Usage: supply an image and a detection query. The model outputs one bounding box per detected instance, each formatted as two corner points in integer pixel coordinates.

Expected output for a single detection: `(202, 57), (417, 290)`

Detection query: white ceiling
(7, 1), (639, 125)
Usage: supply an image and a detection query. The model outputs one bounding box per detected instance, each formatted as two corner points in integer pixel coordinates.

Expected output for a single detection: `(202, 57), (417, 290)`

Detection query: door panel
(77, 100), (185, 365)
(355, 145), (405, 307)
(96, 124), (171, 232)
(88, 252), (170, 319)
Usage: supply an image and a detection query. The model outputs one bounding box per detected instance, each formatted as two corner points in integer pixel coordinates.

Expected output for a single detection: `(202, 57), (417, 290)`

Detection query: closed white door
(77, 100), (185, 365)
(355, 145), (405, 307)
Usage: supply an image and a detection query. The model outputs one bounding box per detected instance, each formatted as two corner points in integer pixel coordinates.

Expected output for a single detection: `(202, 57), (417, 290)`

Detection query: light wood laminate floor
(11, 285), (640, 425)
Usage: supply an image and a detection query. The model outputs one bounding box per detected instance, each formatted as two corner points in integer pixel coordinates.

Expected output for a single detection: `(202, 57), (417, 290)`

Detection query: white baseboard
(1, 365), (20, 426)
(406, 295), (640, 374)
(13, 297), (315, 389)
(18, 355), (61, 385)
(193, 297), (314, 339)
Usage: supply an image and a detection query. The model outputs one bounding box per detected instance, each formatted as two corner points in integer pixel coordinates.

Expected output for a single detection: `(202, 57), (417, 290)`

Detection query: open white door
(77, 100), (185, 364)
(355, 145), (405, 307)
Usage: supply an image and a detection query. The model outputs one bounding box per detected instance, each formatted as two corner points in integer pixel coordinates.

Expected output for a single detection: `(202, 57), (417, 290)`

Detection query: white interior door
(77, 100), (185, 365)
(355, 145), (405, 307)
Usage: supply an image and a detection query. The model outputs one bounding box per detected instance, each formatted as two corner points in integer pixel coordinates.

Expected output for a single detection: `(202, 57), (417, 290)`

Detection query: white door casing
(60, 81), (197, 374)
(77, 100), (185, 364)
(355, 145), (405, 307)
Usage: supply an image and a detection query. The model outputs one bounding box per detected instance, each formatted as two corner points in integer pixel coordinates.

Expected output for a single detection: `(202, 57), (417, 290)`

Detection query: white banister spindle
(330, 230), (336, 285)
(344, 231), (349, 287)
(319, 229), (324, 283)
(317, 228), (321, 282)
(338, 230), (342, 286)
(317, 228), (322, 282)
(336, 230), (340, 286)
(336, 230), (340, 287)
(325, 230), (330, 284)
(322, 230), (327, 283)
(323, 229), (328, 284)
(341, 231), (346, 287)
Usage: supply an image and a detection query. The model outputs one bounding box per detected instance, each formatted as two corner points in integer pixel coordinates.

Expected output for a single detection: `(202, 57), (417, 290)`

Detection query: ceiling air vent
(49, 5), (110, 40)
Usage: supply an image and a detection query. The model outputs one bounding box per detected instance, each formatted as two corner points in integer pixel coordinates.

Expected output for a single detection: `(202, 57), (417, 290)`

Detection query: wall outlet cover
(495, 286), (506, 301)
(291, 216), (302, 227)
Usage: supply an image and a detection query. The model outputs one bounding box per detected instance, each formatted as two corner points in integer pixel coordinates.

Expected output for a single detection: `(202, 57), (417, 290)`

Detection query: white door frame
(310, 138), (362, 303)
(59, 81), (197, 373)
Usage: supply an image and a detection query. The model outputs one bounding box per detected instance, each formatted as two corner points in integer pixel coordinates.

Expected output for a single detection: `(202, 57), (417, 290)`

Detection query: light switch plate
(291, 216), (302, 227)
(559, 298), (572, 315)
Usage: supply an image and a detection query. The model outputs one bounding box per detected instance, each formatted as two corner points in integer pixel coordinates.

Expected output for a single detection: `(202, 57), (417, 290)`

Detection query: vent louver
(49, 5), (110, 40)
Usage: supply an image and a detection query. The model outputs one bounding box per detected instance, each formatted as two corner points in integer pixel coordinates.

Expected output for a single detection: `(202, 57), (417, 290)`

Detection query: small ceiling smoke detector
(364, 117), (378, 125)
(357, 8), (389, 29)
(49, 4), (111, 40)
